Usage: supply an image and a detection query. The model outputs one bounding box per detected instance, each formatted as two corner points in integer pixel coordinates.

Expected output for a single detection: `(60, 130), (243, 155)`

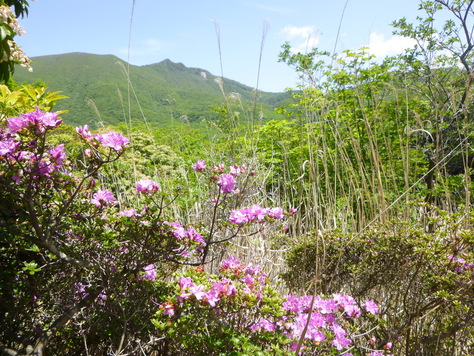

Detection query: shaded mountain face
(14, 53), (290, 128)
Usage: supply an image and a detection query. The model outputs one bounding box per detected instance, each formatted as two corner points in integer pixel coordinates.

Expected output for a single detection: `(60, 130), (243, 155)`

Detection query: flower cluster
(0, 6), (32, 71)
(228, 205), (284, 225)
(141, 264), (157, 281)
(91, 189), (116, 207)
(7, 107), (62, 133)
(193, 159), (206, 172)
(278, 293), (379, 352)
(0, 110), (71, 182)
(76, 125), (129, 152)
(158, 256), (267, 317)
(194, 160), (253, 194)
(135, 178), (160, 194)
(165, 221), (205, 246)
(154, 256), (382, 354)
(217, 173), (235, 193)
(448, 253), (474, 274)
(0, 6), (26, 36)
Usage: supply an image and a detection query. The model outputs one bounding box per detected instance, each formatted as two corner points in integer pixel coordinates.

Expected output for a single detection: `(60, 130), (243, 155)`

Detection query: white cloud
(367, 32), (416, 58)
(280, 25), (320, 53)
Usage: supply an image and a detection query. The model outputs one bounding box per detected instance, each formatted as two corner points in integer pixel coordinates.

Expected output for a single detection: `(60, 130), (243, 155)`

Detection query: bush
(0, 108), (383, 355)
(283, 213), (474, 354)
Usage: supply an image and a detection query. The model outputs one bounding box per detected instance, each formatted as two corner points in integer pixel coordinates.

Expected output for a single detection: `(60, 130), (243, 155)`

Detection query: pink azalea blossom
(95, 132), (129, 151)
(363, 300), (379, 314)
(136, 178), (160, 194)
(212, 279), (237, 297)
(203, 290), (220, 307)
(91, 189), (116, 207)
(228, 205), (285, 225)
(221, 255), (242, 270)
(0, 137), (19, 156)
(8, 108), (62, 133)
(179, 276), (194, 290)
(49, 144), (66, 166)
(193, 160), (206, 171)
(246, 205), (266, 222)
(242, 274), (255, 286)
(331, 324), (352, 350)
(142, 264), (156, 281)
(244, 263), (261, 276)
(267, 207), (283, 219)
(250, 319), (275, 332)
(228, 209), (249, 225)
(229, 165), (241, 176)
(76, 125), (92, 140)
(189, 284), (206, 300)
(185, 227), (205, 245)
(118, 208), (138, 217)
(217, 173), (235, 193)
(213, 163), (225, 172)
(160, 301), (175, 316)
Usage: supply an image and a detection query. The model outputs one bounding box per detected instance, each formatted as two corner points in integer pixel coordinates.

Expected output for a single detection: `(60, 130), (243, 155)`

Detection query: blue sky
(16, 0), (421, 92)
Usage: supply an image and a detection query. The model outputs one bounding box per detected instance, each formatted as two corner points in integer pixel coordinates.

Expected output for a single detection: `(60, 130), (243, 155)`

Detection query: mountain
(13, 53), (291, 128)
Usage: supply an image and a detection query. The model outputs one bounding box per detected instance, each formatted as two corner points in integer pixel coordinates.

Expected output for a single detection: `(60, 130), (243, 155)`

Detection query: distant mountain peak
(14, 52), (290, 128)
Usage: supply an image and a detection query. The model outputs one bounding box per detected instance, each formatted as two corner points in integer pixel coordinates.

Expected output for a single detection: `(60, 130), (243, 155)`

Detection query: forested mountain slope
(14, 53), (291, 128)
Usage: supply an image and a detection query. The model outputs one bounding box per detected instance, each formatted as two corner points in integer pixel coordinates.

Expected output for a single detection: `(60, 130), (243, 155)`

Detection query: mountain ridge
(13, 53), (290, 128)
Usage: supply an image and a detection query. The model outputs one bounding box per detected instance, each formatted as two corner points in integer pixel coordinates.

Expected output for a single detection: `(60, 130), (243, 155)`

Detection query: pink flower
(217, 173), (235, 193)
(190, 284), (206, 300)
(363, 300), (379, 314)
(213, 163), (225, 172)
(331, 324), (352, 350)
(49, 144), (66, 166)
(95, 132), (129, 151)
(7, 116), (27, 133)
(242, 275), (255, 286)
(267, 207), (283, 219)
(185, 227), (205, 245)
(76, 125), (92, 140)
(221, 255), (242, 270)
(212, 279), (237, 297)
(136, 178), (160, 194)
(229, 164), (241, 176)
(203, 290), (220, 306)
(91, 189), (116, 207)
(179, 276), (194, 290)
(193, 160), (206, 171)
(228, 209), (249, 225)
(228, 205), (284, 225)
(244, 263), (261, 276)
(38, 111), (62, 128)
(160, 301), (175, 316)
(250, 319), (275, 332)
(246, 205), (266, 222)
(142, 264), (156, 281)
(8, 108), (62, 133)
(118, 208), (138, 217)
(0, 137), (19, 156)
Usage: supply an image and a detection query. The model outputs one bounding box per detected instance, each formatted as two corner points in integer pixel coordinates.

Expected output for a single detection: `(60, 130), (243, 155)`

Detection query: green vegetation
(2, 0), (474, 355)
(13, 53), (292, 128)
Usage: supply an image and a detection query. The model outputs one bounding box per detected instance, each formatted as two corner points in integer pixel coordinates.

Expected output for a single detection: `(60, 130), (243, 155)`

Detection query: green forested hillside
(13, 53), (291, 128)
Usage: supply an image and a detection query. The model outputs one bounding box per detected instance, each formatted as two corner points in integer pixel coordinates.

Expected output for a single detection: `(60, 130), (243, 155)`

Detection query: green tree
(0, 0), (31, 82)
